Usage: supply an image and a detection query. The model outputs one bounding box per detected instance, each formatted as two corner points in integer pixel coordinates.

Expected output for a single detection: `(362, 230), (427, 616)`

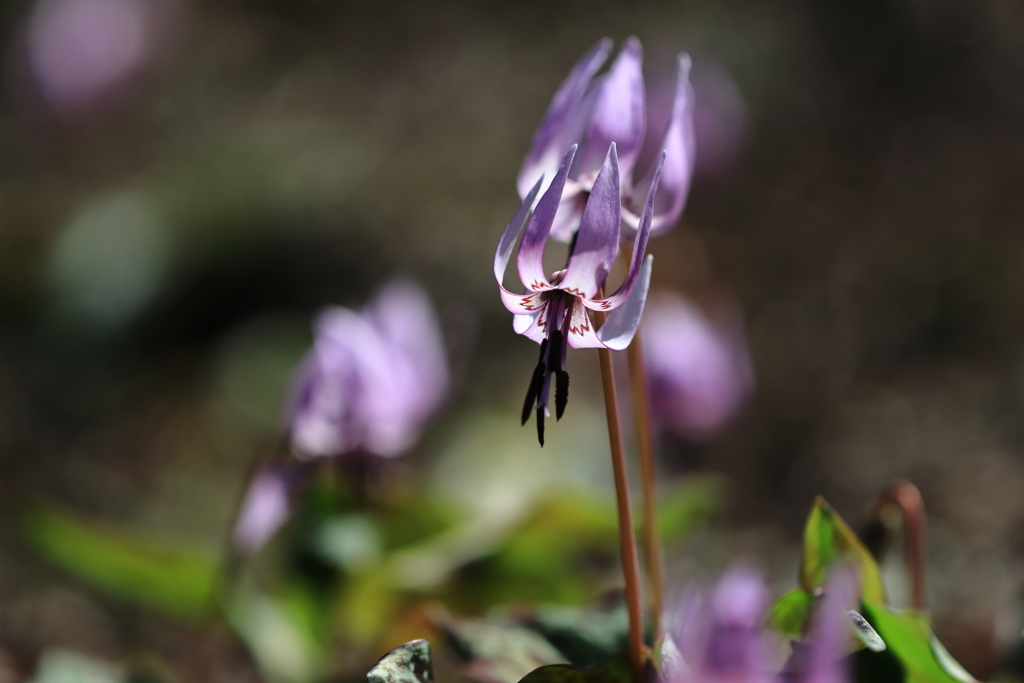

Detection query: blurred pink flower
(642, 292), (753, 442)
(22, 0), (172, 117)
(287, 279), (449, 459)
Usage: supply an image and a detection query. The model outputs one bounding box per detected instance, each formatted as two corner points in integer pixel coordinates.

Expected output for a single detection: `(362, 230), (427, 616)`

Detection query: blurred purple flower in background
(288, 279), (449, 459)
(232, 279), (448, 554)
(665, 567), (853, 683)
(667, 566), (778, 683)
(517, 37), (695, 241)
(642, 292), (753, 443)
(20, 0), (175, 118)
(496, 144), (661, 444)
(232, 461), (305, 556)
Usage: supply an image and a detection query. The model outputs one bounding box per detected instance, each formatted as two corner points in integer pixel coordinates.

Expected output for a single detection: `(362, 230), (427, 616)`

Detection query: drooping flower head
(642, 292), (753, 442)
(288, 279), (449, 459)
(496, 143), (663, 444)
(518, 37), (695, 241)
(232, 279), (448, 555)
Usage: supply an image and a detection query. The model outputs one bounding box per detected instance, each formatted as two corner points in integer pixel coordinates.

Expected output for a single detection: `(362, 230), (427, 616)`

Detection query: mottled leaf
(801, 497), (886, 605)
(367, 640), (434, 683)
(848, 610), (886, 652)
(440, 614), (566, 683)
(517, 650), (632, 683)
(527, 602), (628, 666)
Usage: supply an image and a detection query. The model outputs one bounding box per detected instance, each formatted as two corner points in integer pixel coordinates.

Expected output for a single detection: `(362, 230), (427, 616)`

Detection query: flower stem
(594, 310), (645, 679)
(625, 332), (663, 641)
(871, 480), (928, 611)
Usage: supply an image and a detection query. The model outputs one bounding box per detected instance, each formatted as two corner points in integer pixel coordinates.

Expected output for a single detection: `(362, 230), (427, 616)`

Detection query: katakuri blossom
(288, 279), (448, 459)
(642, 292), (753, 442)
(496, 143), (662, 445)
(665, 567), (853, 683)
(232, 279), (448, 554)
(518, 37), (695, 241)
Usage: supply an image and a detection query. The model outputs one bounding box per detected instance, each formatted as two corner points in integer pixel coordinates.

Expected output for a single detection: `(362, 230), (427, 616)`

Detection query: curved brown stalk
(869, 480), (928, 612)
(625, 333), (663, 641)
(594, 306), (646, 681)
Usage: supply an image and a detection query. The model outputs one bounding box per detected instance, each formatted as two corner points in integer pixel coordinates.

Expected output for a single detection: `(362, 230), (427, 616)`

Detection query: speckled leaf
(367, 639), (434, 683)
(439, 615), (566, 683)
(801, 497), (886, 605)
(517, 650), (632, 683)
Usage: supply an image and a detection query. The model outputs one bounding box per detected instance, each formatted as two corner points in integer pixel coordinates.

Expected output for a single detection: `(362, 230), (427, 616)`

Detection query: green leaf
(21, 505), (218, 621)
(439, 614), (566, 683)
(656, 476), (723, 545)
(801, 497), (886, 604)
(767, 588), (813, 638)
(526, 603), (629, 667)
(854, 602), (977, 683)
(517, 650), (632, 683)
(367, 640), (434, 683)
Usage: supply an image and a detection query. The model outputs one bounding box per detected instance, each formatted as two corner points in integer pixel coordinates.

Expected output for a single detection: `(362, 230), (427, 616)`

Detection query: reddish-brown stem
(595, 309), (645, 680)
(872, 480), (928, 611)
(625, 332), (663, 641)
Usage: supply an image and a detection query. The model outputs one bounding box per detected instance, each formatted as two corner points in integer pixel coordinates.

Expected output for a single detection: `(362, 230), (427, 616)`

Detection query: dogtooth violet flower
(642, 292), (753, 442)
(496, 142), (663, 445)
(663, 566), (854, 683)
(287, 278), (448, 459)
(232, 279), (448, 554)
(517, 37), (695, 242)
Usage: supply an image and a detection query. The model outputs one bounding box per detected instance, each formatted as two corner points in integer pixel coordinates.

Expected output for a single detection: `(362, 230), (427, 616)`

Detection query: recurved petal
(632, 54), (695, 236)
(595, 254), (652, 350)
(579, 37), (646, 183)
(495, 177), (544, 311)
(517, 146), (576, 292)
(564, 297), (603, 348)
(518, 39), (612, 199)
(560, 144), (621, 299)
(513, 304), (549, 344)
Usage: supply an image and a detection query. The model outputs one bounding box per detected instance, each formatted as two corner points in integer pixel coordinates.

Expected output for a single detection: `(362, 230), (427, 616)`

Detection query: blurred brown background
(2, 0), (1024, 680)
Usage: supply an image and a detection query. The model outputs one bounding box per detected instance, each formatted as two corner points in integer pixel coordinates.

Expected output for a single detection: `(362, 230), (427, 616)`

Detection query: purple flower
(287, 279), (448, 459)
(517, 37), (695, 242)
(232, 461), (307, 556)
(496, 143), (662, 445)
(669, 567), (779, 683)
(666, 567), (853, 683)
(642, 293), (753, 442)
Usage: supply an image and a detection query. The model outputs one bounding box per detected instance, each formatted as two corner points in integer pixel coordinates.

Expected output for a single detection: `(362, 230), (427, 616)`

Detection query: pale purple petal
(595, 255), (652, 350)
(578, 37), (646, 184)
(495, 178), (545, 313)
(630, 54), (695, 236)
(232, 463), (294, 555)
(517, 146), (576, 292)
(287, 325), (361, 458)
(561, 144), (621, 300)
(642, 293), (753, 441)
(364, 280), (449, 454)
(513, 303), (549, 344)
(517, 39), (612, 199)
(585, 152), (664, 312)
